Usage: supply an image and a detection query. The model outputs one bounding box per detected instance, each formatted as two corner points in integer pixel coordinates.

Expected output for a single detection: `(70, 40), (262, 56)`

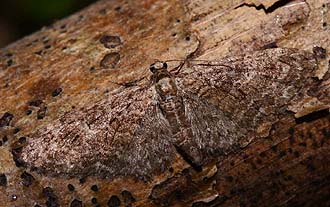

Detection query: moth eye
(162, 62), (167, 69)
(149, 65), (156, 73)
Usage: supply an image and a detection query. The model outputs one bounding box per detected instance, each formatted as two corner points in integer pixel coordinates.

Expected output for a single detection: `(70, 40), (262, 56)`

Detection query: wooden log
(0, 0), (329, 206)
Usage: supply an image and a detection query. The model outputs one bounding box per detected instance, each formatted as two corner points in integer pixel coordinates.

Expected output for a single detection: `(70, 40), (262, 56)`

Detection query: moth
(19, 48), (318, 180)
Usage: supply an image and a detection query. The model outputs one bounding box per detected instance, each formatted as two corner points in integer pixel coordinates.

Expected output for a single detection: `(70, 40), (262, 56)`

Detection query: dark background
(0, 0), (98, 47)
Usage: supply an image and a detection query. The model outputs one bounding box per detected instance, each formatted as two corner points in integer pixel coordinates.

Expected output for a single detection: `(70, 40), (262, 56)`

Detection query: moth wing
(20, 85), (176, 179)
(177, 48), (317, 130)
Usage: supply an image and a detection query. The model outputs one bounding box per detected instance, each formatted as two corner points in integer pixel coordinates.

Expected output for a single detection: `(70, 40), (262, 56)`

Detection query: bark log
(0, 0), (329, 206)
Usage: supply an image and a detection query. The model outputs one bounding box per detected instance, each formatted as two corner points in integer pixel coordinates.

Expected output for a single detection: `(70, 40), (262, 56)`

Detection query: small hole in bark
(185, 36), (190, 41)
(20, 171), (34, 187)
(26, 109), (33, 115)
(100, 52), (120, 69)
(3, 136), (8, 143)
(202, 176), (209, 182)
(29, 100), (43, 107)
(114, 6), (121, 11)
(7, 59), (13, 67)
(44, 45), (51, 49)
(90, 67), (96, 72)
(0, 112), (14, 127)
(13, 128), (20, 134)
(34, 50), (43, 56)
(99, 35), (122, 49)
(107, 195), (121, 207)
(0, 174), (7, 186)
(91, 197), (98, 204)
(79, 177), (86, 184)
(70, 199), (82, 207)
(323, 22), (327, 27)
(43, 187), (58, 206)
(43, 39), (50, 44)
(91, 184), (99, 192)
(0, 141), (2, 146)
(68, 184), (75, 191)
(18, 137), (26, 144)
(263, 42), (278, 49)
(37, 106), (47, 120)
(52, 88), (62, 97)
(121, 190), (136, 204)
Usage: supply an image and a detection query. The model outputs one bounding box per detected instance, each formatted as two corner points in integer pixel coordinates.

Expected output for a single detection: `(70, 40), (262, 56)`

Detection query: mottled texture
(177, 48), (318, 129)
(20, 48), (319, 180)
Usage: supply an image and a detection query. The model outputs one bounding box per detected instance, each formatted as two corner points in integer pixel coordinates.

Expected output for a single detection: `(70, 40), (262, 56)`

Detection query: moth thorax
(156, 77), (177, 96)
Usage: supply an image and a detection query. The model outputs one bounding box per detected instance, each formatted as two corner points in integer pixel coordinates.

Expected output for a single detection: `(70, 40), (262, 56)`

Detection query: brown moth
(19, 48), (318, 180)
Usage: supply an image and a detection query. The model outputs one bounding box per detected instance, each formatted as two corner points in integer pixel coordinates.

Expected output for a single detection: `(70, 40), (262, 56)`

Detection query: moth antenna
(164, 59), (215, 63)
(155, 59), (232, 74)
(163, 59), (185, 63)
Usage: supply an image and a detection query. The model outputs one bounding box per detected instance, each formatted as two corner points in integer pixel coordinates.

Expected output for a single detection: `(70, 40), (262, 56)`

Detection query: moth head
(149, 61), (168, 73)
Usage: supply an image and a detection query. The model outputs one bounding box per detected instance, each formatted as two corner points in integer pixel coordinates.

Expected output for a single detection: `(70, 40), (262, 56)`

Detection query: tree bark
(0, 0), (329, 206)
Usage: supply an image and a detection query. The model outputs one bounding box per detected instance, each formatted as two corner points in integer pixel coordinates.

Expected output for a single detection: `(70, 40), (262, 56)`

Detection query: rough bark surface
(0, 0), (329, 207)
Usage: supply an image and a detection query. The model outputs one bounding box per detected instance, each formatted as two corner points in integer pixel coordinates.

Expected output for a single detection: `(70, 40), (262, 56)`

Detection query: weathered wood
(0, 0), (329, 206)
